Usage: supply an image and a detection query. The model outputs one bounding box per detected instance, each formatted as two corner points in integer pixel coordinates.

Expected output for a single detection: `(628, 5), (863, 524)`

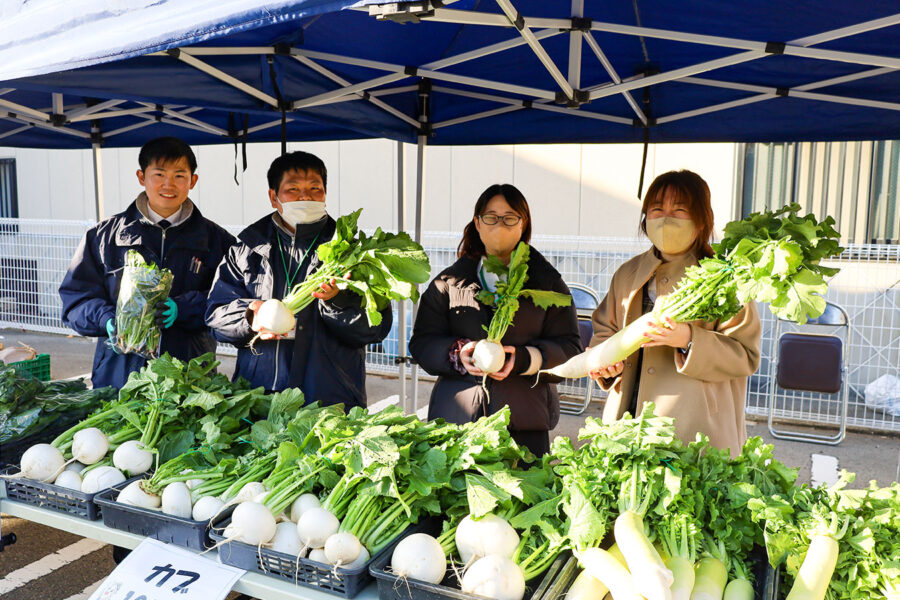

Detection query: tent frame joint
(556, 89), (590, 107)
(633, 116), (657, 127)
(50, 113), (67, 127)
(570, 17), (592, 31)
(765, 41), (787, 54)
(273, 43), (292, 55)
(776, 87), (790, 97)
(166, 48), (181, 59)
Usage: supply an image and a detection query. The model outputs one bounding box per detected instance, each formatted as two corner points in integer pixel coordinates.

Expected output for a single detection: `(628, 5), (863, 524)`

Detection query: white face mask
(645, 217), (696, 255)
(277, 199), (327, 228)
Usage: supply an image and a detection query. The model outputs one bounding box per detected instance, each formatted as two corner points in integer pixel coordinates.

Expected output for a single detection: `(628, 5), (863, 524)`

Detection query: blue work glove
(105, 318), (121, 354)
(155, 298), (178, 329)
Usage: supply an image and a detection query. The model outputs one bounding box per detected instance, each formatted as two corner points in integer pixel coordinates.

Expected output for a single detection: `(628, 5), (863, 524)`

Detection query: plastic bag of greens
(109, 250), (174, 358)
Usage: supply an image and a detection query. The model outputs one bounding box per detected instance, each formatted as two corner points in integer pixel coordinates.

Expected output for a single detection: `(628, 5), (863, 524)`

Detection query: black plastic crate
(210, 511), (416, 598)
(0, 464), (137, 521)
(369, 518), (555, 600)
(94, 481), (214, 550)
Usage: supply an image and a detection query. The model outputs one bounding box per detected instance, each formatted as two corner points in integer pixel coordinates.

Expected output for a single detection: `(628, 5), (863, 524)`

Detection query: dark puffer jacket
(205, 213), (391, 407)
(409, 248), (582, 432)
(59, 196), (236, 389)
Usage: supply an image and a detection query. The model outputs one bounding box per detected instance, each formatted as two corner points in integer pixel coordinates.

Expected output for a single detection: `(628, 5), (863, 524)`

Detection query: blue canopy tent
(0, 0), (897, 410)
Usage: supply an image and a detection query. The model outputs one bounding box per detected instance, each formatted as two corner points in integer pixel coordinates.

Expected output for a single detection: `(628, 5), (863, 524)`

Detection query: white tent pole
(51, 93), (64, 115)
(568, 0), (584, 90)
(396, 140), (409, 414)
(169, 49), (279, 107)
(69, 107), (155, 122)
(0, 99), (50, 122)
(411, 131), (426, 415)
(583, 32), (647, 123)
(67, 99), (124, 119)
(0, 124), (31, 141)
(91, 127), (104, 222)
(433, 105), (523, 129)
(495, 0), (574, 99)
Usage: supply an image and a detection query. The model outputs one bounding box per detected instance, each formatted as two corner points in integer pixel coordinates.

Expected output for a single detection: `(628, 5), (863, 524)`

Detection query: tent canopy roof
(1, 0), (897, 148)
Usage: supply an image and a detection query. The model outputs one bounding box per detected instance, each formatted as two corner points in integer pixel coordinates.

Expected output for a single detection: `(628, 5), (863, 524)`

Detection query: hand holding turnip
(589, 361), (624, 381)
(250, 300), (290, 340)
(486, 346), (516, 381)
(458, 342), (485, 377)
(641, 317), (691, 350)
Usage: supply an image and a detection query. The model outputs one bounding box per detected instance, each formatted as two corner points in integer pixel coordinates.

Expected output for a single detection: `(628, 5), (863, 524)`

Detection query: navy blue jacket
(205, 213), (391, 407)
(59, 196), (236, 389)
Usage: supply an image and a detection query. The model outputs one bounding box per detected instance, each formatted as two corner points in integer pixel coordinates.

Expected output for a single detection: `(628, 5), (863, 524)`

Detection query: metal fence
(1, 218), (898, 432)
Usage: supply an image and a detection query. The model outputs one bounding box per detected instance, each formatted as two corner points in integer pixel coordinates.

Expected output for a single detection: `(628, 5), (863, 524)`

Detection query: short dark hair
(138, 137), (197, 173)
(457, 183), (532, 259)
(267, 151), (328, 191)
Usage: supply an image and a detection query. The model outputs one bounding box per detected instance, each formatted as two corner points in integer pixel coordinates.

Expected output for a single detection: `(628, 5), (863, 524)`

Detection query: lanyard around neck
(276, 230), (321, 291)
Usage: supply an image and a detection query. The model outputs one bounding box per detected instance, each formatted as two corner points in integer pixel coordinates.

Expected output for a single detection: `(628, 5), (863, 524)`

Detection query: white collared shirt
(147, 204), (187, 227)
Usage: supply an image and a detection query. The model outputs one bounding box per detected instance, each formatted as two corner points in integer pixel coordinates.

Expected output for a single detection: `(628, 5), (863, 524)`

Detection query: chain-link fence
(2, 218), (898, 432)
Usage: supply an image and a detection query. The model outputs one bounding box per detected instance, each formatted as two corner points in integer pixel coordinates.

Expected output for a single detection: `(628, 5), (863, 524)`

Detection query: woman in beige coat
(590, 170), (761, 456)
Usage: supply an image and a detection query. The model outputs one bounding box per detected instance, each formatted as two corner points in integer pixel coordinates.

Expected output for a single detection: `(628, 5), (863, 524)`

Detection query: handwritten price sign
(89, 538), (244, 600)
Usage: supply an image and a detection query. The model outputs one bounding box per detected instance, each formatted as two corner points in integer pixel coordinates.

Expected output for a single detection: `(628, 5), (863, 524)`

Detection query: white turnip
(71, 428), (109, 465)
(192, 496), (224, 521)
(391, 533), (446, 584)
(81, 466), (125, 494)
(455, 513), (520, 564)
(296, 507), (339, 549)
(308, 548), (329, 564)
(117, 479), (161, 509)
(113, 440), (153, 476)
(342, 546), (369, 570)
(53, 470), (82, 490)
(324, 532), (362, 566)
(472, 339), (506, 374)
(270, 521), (305, 557)
(461, 555), (526, 600)
(228, 501), (276, 546)
(253, 299), (296, 335)
(161, 482), (193, 519)
(290, 493), (321, 522)
(18, 443), (65, 482)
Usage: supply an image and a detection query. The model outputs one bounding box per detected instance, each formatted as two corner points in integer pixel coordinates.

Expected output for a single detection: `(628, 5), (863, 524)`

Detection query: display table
(0, 498), (380, 600)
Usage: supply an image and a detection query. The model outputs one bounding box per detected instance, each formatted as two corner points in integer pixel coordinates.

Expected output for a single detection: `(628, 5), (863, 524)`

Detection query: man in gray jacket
(205, 151), (391, 405)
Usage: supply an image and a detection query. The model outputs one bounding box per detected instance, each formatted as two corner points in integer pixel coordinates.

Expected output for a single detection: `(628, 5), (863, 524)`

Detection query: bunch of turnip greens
(659, 202), (843, 325)
(280, 208), (432, 327)
(112, 250), (173, 357)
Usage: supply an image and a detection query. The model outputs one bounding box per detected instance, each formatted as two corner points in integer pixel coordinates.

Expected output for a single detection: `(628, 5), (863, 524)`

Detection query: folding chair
(767, 301), (850, 445)
(559, 283), (601, 416)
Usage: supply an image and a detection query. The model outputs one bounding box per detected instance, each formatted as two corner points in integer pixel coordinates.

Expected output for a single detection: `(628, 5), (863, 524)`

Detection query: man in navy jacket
(59, 137), (235, 389)
(205, 151), (391, 406)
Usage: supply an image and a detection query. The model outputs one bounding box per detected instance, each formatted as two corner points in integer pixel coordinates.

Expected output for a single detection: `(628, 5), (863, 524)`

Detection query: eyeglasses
(479, 214), (523, 226)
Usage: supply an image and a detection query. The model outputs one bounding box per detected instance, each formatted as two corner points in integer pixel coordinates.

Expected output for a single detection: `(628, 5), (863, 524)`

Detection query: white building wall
(1, 140), (738, 236)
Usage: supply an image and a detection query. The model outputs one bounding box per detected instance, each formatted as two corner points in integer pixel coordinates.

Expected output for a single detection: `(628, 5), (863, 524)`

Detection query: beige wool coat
(590, 248), (761, 456)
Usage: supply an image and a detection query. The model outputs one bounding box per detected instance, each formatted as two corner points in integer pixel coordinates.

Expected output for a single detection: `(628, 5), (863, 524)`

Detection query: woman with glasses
(409, 184), (582, 456)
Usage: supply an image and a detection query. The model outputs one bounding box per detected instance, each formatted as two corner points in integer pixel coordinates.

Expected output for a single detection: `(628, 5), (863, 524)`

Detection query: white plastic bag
(865, 374), (900, 417)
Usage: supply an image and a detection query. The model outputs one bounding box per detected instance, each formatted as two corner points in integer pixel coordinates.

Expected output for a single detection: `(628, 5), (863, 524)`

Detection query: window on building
(740, 141), (898, 244)
(0, 158), (18, 234)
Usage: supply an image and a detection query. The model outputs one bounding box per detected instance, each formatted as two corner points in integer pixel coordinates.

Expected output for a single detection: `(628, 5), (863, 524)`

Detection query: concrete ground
(1, 328), (897, 598)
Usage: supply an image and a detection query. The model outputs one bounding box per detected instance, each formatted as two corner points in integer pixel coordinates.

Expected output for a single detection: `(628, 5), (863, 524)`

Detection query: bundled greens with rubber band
(542, 204), (844, 379)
